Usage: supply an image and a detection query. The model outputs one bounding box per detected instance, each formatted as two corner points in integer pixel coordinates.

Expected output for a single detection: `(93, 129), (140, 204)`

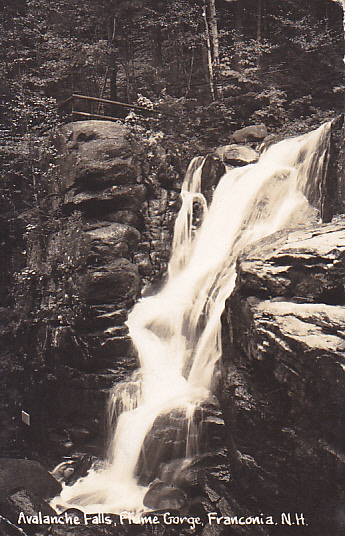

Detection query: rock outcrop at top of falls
(219, 216), (345, 536)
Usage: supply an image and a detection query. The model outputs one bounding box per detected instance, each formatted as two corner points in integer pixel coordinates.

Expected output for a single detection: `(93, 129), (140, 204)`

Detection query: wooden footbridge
(58, 93), (169, 122)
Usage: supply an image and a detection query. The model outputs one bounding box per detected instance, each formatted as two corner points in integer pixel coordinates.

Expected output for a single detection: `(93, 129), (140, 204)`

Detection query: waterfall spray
(52, 121), (331, 514)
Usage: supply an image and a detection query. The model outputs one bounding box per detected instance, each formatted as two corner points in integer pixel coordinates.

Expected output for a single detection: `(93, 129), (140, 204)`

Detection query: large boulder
(215, 144), (259, 166)
(8, 119), (184, 461)
(55, 120), (142, 191)
(0, 459), (61, 502)
(236, 218), (345, 303)
(232, 124), (267, 143)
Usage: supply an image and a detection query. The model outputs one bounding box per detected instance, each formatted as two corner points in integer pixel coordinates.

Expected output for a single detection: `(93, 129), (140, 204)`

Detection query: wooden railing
(58, 93), (166, 122)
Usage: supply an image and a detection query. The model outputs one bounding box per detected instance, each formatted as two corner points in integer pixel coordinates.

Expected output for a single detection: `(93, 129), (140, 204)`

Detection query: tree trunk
(332, 0), (345, 64)
(233, 0), (243, 71)
(109, 54), (117, 102)
(256, 0), (262, 67)
(208, 0), (219, 67)
(202, 1), (215, 100)
(99, 15), (117, 114)
(151, 24), (163, 67)
(208, 0), (219, 93)
(185, 47), (195, 97)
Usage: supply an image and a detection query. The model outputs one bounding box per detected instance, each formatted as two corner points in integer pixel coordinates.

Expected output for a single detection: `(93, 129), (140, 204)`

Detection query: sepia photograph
(0, 1), (344, 535)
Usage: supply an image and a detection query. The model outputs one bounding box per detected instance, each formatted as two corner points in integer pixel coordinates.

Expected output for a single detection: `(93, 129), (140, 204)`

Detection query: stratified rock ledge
(219, 216), (345, 536)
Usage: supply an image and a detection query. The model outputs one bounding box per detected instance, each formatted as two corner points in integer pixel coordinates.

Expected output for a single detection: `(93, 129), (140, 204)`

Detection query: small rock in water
(51, 460), (75, 482)
(143, 481), (187, 510)
(51, 454), (94, 486)
(65, 454), (94, 485)
(215, 144), (259, 166)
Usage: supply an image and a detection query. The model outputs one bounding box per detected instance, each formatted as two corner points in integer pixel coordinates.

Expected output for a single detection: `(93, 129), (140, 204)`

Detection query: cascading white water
(52, 121), (331, 514)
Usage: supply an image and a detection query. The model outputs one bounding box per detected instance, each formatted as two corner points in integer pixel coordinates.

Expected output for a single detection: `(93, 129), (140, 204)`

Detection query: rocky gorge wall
(4, 118), (227, 461)
(219, 218), (345, 535)
(6, 119), (187, 460)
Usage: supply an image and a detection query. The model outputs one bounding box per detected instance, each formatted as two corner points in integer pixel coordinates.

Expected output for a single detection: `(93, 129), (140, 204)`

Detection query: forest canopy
(1, 0), (343, 132)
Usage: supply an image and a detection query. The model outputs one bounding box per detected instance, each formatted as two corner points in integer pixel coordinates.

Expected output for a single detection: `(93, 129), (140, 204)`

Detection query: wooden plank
(58, 93), (174, 119)
(72, 111), (124, 122)
(72, 94), (159, 114)
(57, 95), (75, 110)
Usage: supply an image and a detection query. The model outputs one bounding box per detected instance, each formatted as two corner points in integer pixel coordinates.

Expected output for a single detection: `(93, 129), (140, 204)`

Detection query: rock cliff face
(4, 119), (227, 461)
(10, 120), (184, 459)
(219, 217), (345, 536)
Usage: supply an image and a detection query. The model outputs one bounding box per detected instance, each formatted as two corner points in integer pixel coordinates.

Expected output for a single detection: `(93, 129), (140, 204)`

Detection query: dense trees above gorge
(0, 0), (343, 220)
(1, 0), (343, 116)
(0, 0), (343, 266)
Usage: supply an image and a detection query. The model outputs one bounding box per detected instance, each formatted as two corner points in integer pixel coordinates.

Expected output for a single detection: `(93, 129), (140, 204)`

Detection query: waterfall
(51, 121), (331, 514)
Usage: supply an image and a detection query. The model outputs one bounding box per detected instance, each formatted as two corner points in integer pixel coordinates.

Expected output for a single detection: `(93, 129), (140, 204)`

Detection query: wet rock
(159, 459), (199, 489)
(84, 258), (140, 305)
(51, 460), (75, 482)
(56, 121), (141, 190)
(200, 155), (226, 192)
(143, 187), (176, 278)
(324, 114), (345, 221)
(143, 481), (188, 510)
(197, 472), (269, 535)
(198, 473), (221, 504)
(230, 298), (345, 440)
(64, 455), (93, 485)
(258, 133), (285, 153)
(0, 459), (61, 502)
(80, 306), (127, 331)
(94, 334), (132, 360)
(215, 145), (259, 166)
(0, 516), (28, 536)
(133, 252), (153, 276)
(193, 405), (226, 452)
(232, 124), (267, 143)
(137, 403), (227, 487)
(137, 410), (194, 485)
